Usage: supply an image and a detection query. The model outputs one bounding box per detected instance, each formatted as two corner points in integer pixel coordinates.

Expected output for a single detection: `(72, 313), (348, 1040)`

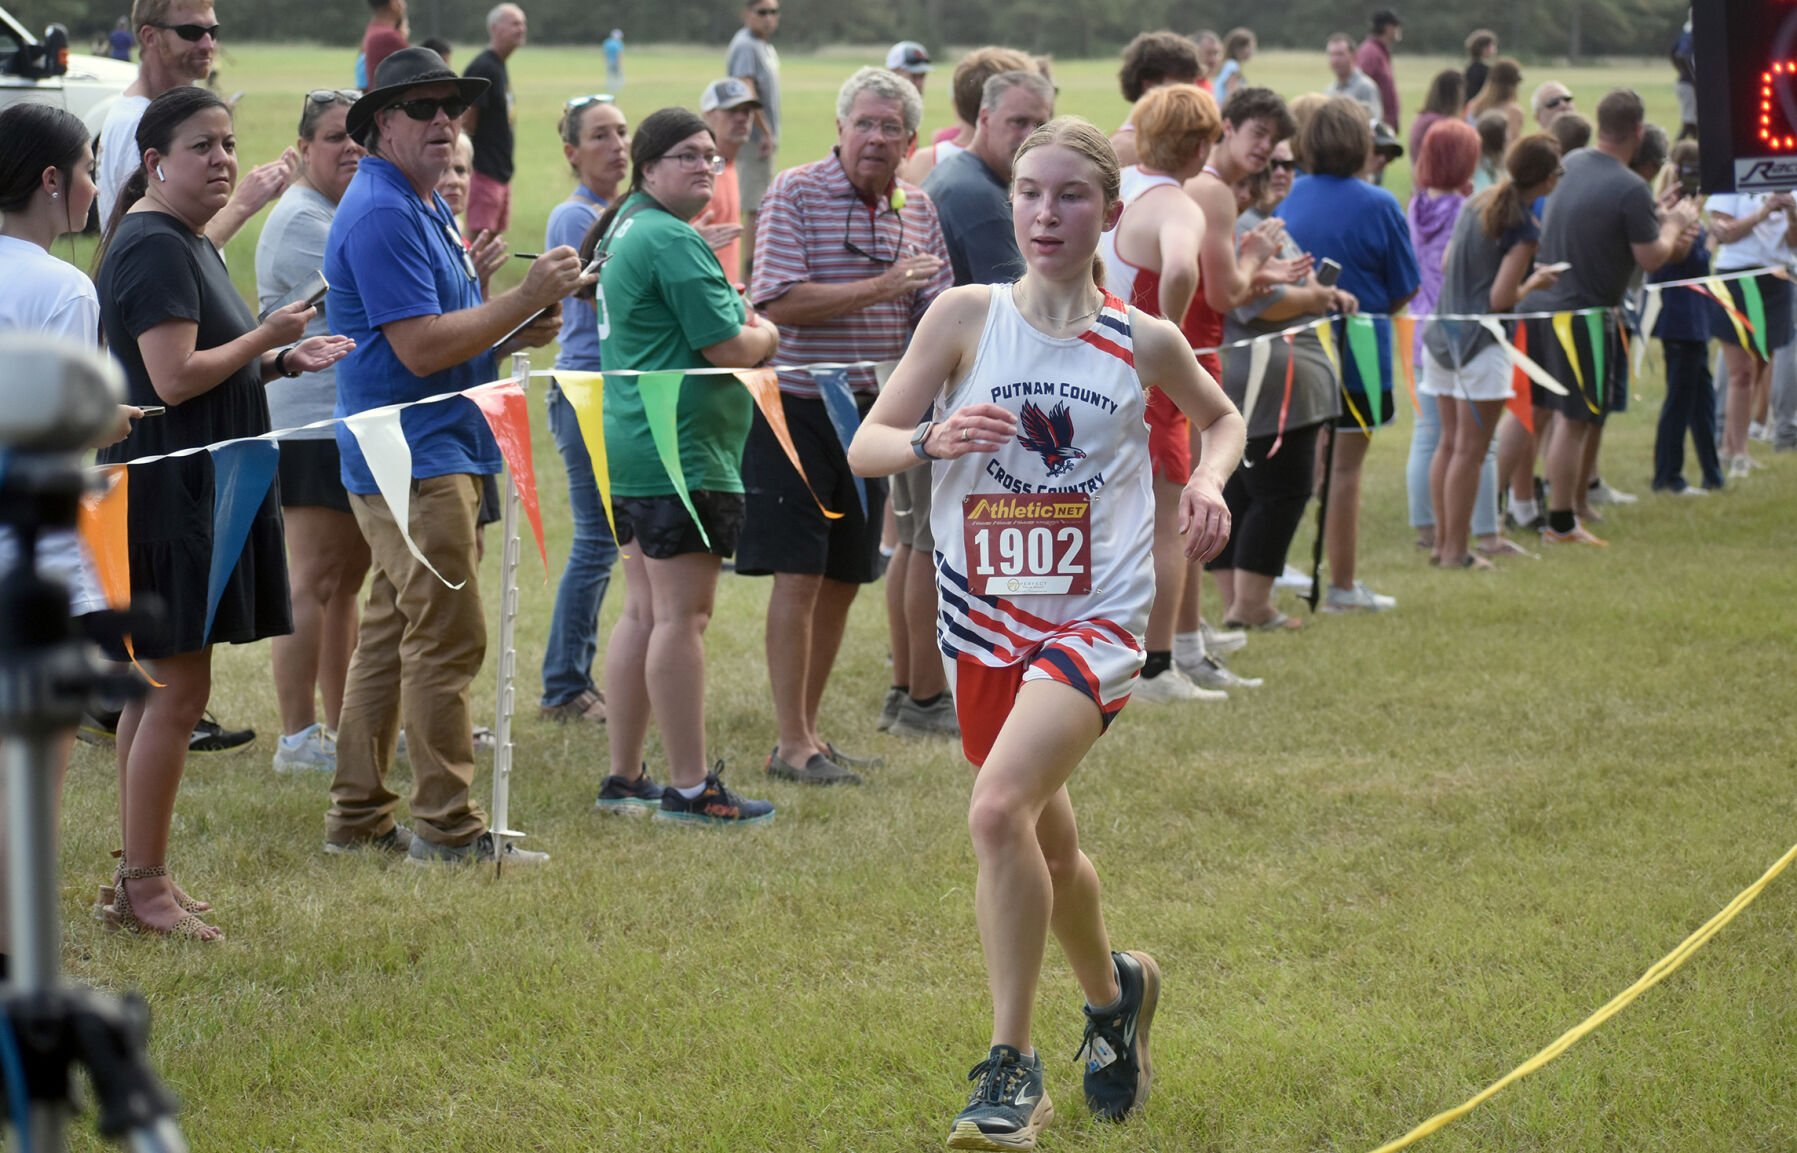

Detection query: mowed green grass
(55, 45), (1797, 1153)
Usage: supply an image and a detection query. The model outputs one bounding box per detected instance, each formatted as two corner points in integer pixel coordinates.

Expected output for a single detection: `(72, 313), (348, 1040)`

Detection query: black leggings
(1205, 421), (1321, 576)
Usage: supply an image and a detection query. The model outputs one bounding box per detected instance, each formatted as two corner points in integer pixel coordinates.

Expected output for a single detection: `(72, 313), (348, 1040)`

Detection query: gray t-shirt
(1520, 148), (1660, 313)
(726, 27), (781, 140)
(255, 183), (338, 439)
(1223, 212), (1341, 438)
(1424, 195), (1539, 368)
(922, 148), (1022, 286)
(1325, 71), (1383, 125)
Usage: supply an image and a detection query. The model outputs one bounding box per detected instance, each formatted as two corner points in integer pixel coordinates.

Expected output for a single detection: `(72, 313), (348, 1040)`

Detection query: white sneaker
(1587, 479), (1639, 505)
(1180, 653), (1264, 691)
(1199, 620), (1247, 655)
(1133, 667), (1227, 703)
(1273, 564), (1314, 596)
(1728, 454), (1753, 480)
(1322, 581), (1397, 614)
(273, 723), (336, 774)
(1748, 420), (1771, 443)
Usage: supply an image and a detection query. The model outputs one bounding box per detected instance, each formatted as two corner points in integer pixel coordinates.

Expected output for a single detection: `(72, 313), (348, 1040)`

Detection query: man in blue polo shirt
(323, 46), (589, 865)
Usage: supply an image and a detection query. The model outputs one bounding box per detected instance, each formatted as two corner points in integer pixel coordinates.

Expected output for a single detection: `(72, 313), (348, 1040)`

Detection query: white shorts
(1421, 342), (1513, 402)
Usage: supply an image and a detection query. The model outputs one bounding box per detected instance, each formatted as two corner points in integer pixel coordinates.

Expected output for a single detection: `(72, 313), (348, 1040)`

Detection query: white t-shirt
(0, 236), (108, 615)
(1707, 193), (1796, 272)
(97, 95), (151, 231)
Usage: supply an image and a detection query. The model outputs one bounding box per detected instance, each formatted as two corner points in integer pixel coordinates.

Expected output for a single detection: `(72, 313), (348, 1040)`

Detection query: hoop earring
(155, 163), (167, 183)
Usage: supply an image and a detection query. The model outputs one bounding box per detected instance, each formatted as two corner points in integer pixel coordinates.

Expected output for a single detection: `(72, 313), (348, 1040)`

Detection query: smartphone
(259, 270), (329, 322)
(1316, 257), (1342, 288)
(136, 405), (166, 417)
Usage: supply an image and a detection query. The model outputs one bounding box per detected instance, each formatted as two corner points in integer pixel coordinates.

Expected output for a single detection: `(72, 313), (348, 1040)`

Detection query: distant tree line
(17, 0), (1687, 61)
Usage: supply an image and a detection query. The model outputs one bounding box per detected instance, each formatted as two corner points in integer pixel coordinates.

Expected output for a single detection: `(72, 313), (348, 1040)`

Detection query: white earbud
(155, 163), (167, 183)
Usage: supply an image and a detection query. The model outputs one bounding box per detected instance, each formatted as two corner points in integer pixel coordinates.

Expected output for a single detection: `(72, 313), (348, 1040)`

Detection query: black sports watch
(910, 421), (937, 460)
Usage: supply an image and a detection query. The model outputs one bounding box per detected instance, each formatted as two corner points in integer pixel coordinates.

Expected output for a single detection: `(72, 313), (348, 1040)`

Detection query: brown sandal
(103, 864), (221, 940)
(95, 849), (209, 920)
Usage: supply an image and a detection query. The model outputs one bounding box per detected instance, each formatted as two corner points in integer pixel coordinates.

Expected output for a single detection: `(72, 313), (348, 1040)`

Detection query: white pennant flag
(1239, 336), (1272, 427)
(1635, 287), (1664, 377)
(344, 406), (465, 589)
(1480, 319), (1568, 396)
(873, 359), (898, 388)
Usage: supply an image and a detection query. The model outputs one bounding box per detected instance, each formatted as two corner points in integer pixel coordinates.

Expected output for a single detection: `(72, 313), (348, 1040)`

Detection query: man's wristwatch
(273, 347), (299, 378)
(910, 421), (937, 460)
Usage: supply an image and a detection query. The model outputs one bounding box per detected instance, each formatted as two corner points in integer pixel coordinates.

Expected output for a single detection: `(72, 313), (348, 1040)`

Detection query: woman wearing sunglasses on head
(254, 88), (369, 776)
(92, 86), (355, 939)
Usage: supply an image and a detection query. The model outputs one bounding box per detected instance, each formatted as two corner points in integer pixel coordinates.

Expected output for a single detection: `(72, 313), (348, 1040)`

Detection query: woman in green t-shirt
(586, 108), (782, 824)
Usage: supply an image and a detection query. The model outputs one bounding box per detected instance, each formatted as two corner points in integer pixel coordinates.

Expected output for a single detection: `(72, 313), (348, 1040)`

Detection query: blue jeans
(540, 383), (619, 707)
(1654, 340), (1724, 490)
(1405, 386), (1499, 535)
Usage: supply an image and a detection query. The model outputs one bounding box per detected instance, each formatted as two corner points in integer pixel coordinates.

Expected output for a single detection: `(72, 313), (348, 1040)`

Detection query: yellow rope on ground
(1366, 840), (1797, 1153)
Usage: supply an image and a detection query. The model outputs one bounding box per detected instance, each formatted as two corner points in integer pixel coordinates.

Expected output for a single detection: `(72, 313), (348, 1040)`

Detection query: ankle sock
(1142, 651), (1172, 679)
(1548, 508), (1577, 534)
(1086, 958), (1124, 1014)
(910, 691), (944, 708)
(1173, 630), (1205, 666)
(1510, 497), (1539, 524)
(675, 781), (709, 799)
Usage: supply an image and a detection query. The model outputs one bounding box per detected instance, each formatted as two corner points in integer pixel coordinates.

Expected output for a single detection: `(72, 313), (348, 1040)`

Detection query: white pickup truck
(0, 5), (135, 134)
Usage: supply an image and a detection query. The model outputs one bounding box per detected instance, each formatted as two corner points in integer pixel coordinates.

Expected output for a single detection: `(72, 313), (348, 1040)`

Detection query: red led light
(1760, 62), (1797, 147)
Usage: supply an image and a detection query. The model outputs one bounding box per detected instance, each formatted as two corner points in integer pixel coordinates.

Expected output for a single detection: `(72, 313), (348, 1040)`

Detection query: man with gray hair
(924, 71), (1053, 286)
(461, 2), (525, 235)
(1324, 32), (1381, 124)
(739, 67), (951, 783)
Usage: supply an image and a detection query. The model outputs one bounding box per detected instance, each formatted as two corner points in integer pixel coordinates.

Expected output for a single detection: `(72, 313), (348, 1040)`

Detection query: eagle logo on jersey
(1017, 401), (1086, 477)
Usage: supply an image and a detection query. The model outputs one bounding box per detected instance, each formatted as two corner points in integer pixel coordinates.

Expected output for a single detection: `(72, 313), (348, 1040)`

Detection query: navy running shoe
(947, 1044), (1053, 1150)
(653, 765), (774, 827)
(1076, 950), (1160, 1121)
(594, 768), (664, 815)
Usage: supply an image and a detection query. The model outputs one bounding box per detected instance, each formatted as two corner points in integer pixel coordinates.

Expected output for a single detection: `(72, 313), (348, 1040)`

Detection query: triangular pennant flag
(873, 359), (899, 388)
(1346, 315), (1383, 427)
(466, 379), (548, 576)
(345, 408), (464, 589)
(735, 369), (843, 519)
(1239, 335), (1272, 430)
(1635, 287), (1663, 377)
(1267, 333), (1298, 458)
(1550, 311), (1598, 413)
(76, 465), (160, 684)
(1584, 311), (1606, 406)
(638, 371), (711, 550)
(1507, 321), (1535, 434)
(1481, 319), (1568, 397)
(1315, 317), (1342, 379)
(1741, 275), (1769, 359)
(1702, 277), (1752, 351)
(1391, 314), (1420, 416)
(204, 440), (279, 644)
(551, 372), (619, 543)
(814, 368), (868, 517)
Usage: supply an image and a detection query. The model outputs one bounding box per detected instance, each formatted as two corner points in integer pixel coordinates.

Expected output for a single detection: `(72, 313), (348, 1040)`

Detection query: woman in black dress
(94, 87), (352, 939)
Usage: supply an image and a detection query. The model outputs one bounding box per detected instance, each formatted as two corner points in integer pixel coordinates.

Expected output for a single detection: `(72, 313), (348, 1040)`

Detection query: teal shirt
(597, 191), (751, 497)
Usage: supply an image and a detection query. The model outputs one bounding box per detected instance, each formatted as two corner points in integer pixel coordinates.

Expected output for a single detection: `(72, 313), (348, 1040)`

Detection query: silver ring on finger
(961, 427), (971, 442)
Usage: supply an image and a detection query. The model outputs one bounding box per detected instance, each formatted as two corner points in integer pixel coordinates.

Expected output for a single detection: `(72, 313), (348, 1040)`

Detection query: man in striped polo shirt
(741, 66), (952, 785)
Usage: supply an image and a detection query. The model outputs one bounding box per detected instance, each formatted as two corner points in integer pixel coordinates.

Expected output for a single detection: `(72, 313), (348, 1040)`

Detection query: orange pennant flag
(465, 379), (549, 577)
(735, 369), (844, 520)
(1391, 315), (1420, 417)
(1507, 321), (1535, 435)
(76, 466), (161, 686)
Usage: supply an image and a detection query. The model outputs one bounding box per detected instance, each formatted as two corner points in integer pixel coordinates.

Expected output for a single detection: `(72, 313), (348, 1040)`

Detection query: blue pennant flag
(204, 440), (280, 644)
(813, 369), (868, 518)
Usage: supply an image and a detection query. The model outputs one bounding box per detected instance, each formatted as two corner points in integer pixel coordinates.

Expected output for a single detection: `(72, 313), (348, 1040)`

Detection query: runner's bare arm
(848, 285), (1012, 477)
(1133, 310), (1244, 561)
(1154, 204), (1203, 324)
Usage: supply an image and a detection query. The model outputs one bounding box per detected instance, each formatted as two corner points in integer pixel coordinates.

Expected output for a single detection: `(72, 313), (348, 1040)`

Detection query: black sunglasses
(753, 6), (779, 14)
(151, 21), (220, 41)
(390, 95), (469, 122)
(1269, 158), (1298, 171)
(1544, 95), (1573, 109)
(843, 198), (905, 265)
(307, 88), (360, 107)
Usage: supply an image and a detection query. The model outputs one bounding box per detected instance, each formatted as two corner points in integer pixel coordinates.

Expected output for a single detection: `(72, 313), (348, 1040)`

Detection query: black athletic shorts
(735, 393), (888, 584)
(613, 491), (745, 560)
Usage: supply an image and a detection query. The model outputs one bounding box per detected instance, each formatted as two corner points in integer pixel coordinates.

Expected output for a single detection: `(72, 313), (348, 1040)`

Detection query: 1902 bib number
(961, 493), (1091, 595)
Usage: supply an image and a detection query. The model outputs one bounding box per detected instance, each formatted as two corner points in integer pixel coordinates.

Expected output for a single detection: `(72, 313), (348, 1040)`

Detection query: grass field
(50, 44), (1797, 1153)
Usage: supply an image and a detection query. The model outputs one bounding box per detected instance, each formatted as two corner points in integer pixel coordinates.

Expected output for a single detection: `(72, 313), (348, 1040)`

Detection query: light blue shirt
(548, 187), (605, 371)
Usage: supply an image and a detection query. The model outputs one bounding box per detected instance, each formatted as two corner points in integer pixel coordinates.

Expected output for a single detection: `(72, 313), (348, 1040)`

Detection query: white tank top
(934, 139), (964, 165)
(930, 284), (1155, 667)
(1097, 166), (1184, 313)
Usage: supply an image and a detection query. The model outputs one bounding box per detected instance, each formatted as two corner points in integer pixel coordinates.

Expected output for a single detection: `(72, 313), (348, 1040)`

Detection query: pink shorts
(467, 171), (511, 236)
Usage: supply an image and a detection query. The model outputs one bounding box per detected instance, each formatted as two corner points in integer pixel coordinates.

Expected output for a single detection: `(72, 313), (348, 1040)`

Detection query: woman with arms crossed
(849, 117), (1243, 1151)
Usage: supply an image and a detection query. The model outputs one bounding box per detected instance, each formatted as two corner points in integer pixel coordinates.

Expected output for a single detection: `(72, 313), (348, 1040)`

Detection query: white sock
(1173, 630), (1205, 666)
(675, 781), (709, 799)
(280, 724), (318, 747)
(1511, 497), (1539, 524)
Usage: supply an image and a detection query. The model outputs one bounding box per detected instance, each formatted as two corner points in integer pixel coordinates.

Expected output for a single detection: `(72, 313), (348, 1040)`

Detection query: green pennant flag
(1741, 276), (1769, 360)
(637, 371), (710, 550)
(1346, 315), (1383, 427)
(1584, 311), (1606, 407)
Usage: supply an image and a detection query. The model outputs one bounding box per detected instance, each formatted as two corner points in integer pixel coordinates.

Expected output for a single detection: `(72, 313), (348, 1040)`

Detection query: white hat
(700, 77), (760, 113)
(885, 41), (932, 74)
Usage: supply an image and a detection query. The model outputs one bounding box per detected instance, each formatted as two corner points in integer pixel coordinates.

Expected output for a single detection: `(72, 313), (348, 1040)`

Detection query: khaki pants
(327, 474), (489, 846)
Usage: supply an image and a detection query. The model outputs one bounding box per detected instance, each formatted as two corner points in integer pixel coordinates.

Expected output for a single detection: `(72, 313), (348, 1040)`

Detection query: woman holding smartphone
(94, 87), (352, 939)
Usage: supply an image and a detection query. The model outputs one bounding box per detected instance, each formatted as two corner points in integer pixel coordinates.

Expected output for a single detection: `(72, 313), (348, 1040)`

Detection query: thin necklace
(1016, 282), (1102, 329)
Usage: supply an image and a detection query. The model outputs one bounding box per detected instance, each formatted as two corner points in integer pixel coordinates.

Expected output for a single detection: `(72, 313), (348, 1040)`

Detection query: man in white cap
(700, 76), (760, 280)
(885, 40), (931, 93)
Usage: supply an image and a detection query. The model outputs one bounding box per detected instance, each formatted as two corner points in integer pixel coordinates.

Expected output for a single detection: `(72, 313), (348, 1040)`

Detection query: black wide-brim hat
(347, 46), (490, 144)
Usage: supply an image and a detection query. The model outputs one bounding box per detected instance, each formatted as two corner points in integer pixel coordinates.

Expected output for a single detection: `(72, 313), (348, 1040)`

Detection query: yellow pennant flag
(550, 372), (619, 542)
(1550, 312), (1600, 415)
(1705, 277), (1751, 350)
(1315, 317), (1342, 378)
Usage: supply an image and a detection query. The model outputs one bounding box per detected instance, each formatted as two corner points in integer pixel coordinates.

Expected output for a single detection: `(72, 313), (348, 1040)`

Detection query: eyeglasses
(150, 21), (220, 41)
(1269, 158), (1297, 172)
(660, 149), (725, 175)
(565, 93), (616, 111)
(390, 95), (468, 122)
(850, 117), (908, 141)
(842, 198), (906, 265)
(306, 88), (360, 108)
(1544, 95), (1573, 110)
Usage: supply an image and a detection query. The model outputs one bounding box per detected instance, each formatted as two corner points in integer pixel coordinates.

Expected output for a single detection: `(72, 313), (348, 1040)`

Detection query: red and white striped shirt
(749, 151), (952, 398)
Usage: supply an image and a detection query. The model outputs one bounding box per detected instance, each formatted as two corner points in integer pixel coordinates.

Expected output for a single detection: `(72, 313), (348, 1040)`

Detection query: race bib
(961, 493), (1091, 595)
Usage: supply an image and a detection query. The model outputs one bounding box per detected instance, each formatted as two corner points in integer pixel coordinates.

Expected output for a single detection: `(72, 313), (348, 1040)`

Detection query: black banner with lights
(1697, 1), (1797, 191)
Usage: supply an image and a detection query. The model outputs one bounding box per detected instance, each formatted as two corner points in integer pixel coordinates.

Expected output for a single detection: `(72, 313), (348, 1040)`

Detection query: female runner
(849, 117), (1244, 1150)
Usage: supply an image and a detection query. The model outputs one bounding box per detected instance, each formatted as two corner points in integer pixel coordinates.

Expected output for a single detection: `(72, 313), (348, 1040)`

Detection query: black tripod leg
(1307, 419), (1339, 614)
